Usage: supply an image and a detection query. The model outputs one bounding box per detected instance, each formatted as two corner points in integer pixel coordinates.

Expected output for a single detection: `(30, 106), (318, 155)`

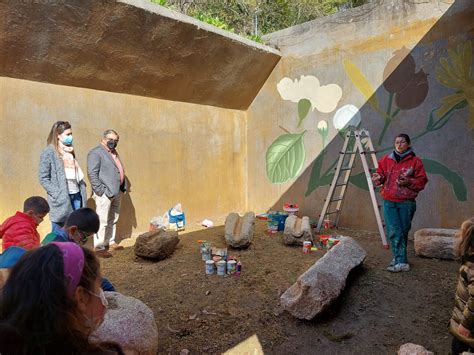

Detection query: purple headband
(50, 242), (85, 297)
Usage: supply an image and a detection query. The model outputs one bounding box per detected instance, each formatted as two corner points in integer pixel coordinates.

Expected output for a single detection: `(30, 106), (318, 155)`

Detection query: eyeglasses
(87, 288), (108, 307)
(395, 140), (408, 145)
(77, 230), (94, 245)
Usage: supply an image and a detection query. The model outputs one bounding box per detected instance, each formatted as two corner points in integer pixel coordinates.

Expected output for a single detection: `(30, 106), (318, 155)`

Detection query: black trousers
(452, 336), (473, 354)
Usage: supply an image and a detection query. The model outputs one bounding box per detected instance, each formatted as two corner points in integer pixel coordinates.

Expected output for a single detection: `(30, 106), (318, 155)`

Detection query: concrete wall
(0, 77), (247, 239)
(247, 0), (474, 232)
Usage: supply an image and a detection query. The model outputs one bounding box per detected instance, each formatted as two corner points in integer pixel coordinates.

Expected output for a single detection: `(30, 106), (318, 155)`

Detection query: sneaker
(95, 249), (113, 258)
(389, 258), (396, 267)
(386, 263), (410, 273)
(109, 243), (124, 251)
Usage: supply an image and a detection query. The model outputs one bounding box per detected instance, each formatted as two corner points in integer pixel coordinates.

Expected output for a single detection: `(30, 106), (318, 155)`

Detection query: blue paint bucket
(268, 212), (288, 231)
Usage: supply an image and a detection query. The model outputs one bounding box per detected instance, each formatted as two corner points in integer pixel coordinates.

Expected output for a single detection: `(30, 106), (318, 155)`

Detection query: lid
(206, 260), (214, 264)
(217, 260), (226, 265)
(227, 260), (237, 264)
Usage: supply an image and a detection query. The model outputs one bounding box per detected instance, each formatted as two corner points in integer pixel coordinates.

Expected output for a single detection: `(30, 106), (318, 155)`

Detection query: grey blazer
(87, 144), (127, 198)
(38, 145), (87, 224)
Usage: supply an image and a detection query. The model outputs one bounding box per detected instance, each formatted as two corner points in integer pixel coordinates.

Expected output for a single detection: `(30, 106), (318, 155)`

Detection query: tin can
(227, 260), (237, 274)
(323, 219), (332, 229)
(205, 260), (215, 275)
(217, 260), (226, 276)
(303, 241), (312, 254)
(235, 261), (242, 276)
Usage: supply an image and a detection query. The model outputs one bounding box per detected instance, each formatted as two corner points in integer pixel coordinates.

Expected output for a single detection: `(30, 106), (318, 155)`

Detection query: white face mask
(83, 289), (107, 331)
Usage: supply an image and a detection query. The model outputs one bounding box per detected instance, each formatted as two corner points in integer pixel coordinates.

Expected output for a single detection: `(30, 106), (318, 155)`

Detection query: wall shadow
(268, 1), (474, 231)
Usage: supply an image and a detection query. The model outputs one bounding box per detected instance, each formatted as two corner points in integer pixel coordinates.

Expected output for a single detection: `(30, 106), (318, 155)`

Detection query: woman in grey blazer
(38, 121), (87, 234)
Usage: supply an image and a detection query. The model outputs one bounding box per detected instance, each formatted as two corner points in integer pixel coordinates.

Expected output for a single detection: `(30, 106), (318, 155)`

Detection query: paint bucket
(303, 241), (312, 254)
(227, 260), (237, 274)
(200, 242), (211, 261)
(283, 203), (299, 216)
(205, 260), (215, 275)
(268, 212), (289, 231)
(267, 219), (279, 234)
(217, 260), (226, 276)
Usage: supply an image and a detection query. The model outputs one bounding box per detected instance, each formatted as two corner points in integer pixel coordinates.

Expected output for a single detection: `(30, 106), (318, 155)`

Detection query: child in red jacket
(0, 196), (50, 251)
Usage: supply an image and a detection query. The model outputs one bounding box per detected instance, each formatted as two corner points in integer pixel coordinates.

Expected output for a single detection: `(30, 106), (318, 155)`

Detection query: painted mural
(266, 40), (473, 202)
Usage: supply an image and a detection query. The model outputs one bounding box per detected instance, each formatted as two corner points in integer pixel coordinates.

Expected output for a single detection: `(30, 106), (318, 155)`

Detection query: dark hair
(23, 196), (50, 214)
(395, 133), (411, 145)
(0, 245), (101, 353)
(457, 217), (474, 262)
(64, 208), (100, 234)
(47, 121), (72, 153)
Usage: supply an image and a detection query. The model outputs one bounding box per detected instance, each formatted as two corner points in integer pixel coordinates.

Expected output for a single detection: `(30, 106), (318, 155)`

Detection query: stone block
(283, 215), (313, 246)
(225, 212), (255, 248)
(397, 343), (433, 355)
(414, 228), (458, 260)
(280, 237), (366, 320)
(134, 229), (179, 260)
(92, 292), (158, 355)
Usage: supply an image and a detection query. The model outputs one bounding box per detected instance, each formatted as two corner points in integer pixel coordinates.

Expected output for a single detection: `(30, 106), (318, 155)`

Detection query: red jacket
(375, 151), (428, 202)
(0, 212), (40, 251)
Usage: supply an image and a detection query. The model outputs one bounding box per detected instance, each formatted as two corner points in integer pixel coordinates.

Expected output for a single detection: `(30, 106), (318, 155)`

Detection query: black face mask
(107, 141), (118, 150)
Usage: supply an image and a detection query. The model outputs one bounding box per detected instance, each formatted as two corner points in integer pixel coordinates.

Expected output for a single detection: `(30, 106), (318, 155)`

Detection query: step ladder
(316, 129), (388, 248)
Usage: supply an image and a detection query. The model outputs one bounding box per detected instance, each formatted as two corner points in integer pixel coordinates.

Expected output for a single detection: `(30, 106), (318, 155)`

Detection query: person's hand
(397, 175), (409, 187)
(459, 324), (471, 338)
(371, 173), (382, 185)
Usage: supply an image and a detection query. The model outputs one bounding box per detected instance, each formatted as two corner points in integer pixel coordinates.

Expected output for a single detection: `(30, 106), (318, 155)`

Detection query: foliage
(150, 0), (370, 43)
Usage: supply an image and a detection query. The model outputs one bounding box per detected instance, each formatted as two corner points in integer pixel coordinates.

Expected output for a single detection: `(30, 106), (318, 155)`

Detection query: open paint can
(205, 260), (215, 275)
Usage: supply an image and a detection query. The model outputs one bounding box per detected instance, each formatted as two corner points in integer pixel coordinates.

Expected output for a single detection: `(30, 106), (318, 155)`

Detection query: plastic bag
(167, 203), (185, 231)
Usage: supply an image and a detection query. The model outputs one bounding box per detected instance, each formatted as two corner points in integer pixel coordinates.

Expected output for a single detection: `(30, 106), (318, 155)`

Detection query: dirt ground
(102, 220), (458, 354)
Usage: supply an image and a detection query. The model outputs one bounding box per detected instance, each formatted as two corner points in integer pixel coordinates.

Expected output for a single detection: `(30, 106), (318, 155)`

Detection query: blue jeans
(101, 277), (116, 292)
(383, 200), (416, 264)
(69, 192), (82, 210)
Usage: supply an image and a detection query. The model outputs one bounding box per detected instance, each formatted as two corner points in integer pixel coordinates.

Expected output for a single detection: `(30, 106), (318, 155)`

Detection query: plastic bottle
(235, 261), (242, 276)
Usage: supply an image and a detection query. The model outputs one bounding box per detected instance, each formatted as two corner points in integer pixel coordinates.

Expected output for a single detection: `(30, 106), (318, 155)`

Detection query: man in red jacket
(0, 196), (49, 251)
(372, 134), (428, 272)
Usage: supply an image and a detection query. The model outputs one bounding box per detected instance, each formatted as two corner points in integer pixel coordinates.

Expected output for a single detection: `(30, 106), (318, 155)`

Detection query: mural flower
(435, 40), (474, 128)
(332, 104), (361, 130)
(383, 47), (429, 110)
(277, 75), (342, 113)
(317, 120), (328, 148)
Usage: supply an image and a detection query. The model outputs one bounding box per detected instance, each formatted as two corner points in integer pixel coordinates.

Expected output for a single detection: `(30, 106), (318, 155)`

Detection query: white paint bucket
(217, 260), (226, 276)
(303, 241), (312, 254)
(227, 260), (237, 274)
(205, 260), (215, 275)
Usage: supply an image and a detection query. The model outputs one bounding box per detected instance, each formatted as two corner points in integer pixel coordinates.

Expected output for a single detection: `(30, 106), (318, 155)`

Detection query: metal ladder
(316, 129), (388, 248)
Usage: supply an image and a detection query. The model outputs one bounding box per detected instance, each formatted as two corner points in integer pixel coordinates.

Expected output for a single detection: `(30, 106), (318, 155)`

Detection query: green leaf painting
(266, 132), (306, 184)
(422, 159), (467, 201)
(297, 99), (311, 128)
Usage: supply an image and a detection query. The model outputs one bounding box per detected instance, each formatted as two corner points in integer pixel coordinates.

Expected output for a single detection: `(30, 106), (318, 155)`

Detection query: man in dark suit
(87, 129), (127, 258)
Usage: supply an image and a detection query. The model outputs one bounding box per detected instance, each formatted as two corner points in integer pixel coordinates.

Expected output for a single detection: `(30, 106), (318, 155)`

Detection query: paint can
(227, 260), (237, 274)
(235, 261), (242, 276)
(303, 241), (312, 254)
(217, 260), (226, 276)
(200, 242), (211, 261)
(323, 219), (332, 229)
(205, 260), (215, 275)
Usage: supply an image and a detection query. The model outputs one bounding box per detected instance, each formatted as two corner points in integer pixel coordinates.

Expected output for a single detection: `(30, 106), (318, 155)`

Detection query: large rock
(414, 228), (458, 260)
(134, 229), (179, 260)
(280, 237), (366, 320)
(283, 215), (313, 246)
(397, 343), (433, 355)
(92, 292), (158, 355)
(225, 212), (255, 248)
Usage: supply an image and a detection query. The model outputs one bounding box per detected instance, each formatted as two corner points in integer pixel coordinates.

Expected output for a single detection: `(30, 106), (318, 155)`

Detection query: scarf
(393, 148), (414, 163)
(58, 142), (84, 182)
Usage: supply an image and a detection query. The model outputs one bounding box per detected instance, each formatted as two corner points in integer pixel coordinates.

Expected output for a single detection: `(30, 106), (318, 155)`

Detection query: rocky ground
(102, 220), (458, 354)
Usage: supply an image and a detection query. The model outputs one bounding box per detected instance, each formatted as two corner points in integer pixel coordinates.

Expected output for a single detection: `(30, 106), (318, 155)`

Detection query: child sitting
(0, 196), (49, 251)
(0, 242), (123, 354)
(450, 217), (474, 354)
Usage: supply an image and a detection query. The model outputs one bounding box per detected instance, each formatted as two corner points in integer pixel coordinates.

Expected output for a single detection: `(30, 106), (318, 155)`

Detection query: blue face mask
(62, 135), (73, 146)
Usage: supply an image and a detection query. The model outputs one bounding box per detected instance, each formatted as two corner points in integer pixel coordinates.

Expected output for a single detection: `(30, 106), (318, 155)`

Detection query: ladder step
(361, 150), (377, 154)
(325, 210), (340, 215)
(340, 151), (357, 154)
(330, 198), (344, 202)
(339, 167), (352, 171)
(335, 183), (347, 187)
